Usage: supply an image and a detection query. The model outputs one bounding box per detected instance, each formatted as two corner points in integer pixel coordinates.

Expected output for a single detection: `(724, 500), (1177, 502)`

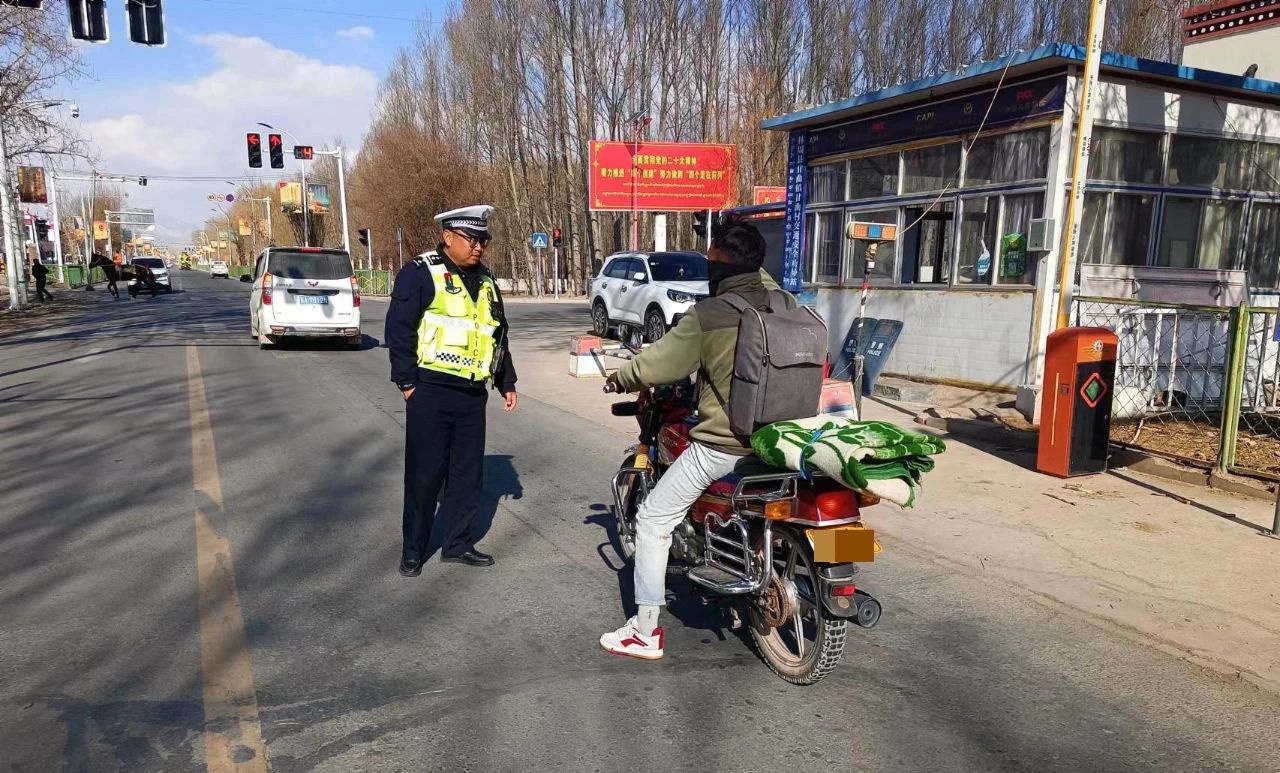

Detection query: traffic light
(268, 134), (283, 169)
(357, 228), (370, 247)
(68, 0), (109, 43)
(552, 227), (562, 247)
(246, 133), (262, 168)
(293, 145), (313, 161)
(692, 210), (710, 239)
(126, 0), (165, 46)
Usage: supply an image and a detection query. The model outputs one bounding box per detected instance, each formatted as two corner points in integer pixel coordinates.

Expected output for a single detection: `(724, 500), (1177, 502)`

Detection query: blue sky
(59, 0), (451, 244)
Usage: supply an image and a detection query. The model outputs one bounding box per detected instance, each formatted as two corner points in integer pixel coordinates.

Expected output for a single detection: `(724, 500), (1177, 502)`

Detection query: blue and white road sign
(530, 232), (549, 250)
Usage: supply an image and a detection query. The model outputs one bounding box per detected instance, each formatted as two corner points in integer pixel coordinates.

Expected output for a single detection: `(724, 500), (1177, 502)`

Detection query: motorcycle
(603, 341), (882, 685)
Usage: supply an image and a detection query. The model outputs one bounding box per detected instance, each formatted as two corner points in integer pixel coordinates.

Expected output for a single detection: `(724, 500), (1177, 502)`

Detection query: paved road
(2, 272), (1278, 772)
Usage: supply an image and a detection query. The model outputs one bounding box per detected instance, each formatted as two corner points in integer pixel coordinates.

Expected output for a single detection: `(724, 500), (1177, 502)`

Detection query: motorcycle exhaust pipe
(853, 589), (881, 629)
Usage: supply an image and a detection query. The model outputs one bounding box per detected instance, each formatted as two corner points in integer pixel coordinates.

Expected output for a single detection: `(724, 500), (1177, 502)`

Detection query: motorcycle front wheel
(613, 453), (645, 560)
(747, 525), (848, 685)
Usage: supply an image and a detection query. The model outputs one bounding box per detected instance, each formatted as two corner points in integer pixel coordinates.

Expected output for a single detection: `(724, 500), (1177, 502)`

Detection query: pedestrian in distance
(32, 257), (52, 302)
(385, 205), (519, 577)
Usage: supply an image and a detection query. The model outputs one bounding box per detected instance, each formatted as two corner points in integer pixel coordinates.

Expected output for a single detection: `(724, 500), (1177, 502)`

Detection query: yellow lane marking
(187, 345), (270, 772)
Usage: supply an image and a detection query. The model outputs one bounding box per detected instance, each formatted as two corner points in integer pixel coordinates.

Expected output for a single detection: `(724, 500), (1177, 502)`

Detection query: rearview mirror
(632, 271), (647, 283)
(240, 274), (253, 283)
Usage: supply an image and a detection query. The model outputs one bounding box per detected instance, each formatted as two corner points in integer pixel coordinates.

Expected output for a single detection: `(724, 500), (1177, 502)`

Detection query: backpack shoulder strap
(718, 292), (752, 313)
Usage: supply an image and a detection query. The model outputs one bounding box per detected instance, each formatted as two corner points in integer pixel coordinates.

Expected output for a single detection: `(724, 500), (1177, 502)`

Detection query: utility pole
(48, 168), (65, 283)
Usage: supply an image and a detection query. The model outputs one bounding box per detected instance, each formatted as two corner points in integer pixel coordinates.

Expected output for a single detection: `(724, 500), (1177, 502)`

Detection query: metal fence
(1075, 296), (1280, 479)
(355, 269), (392, 296)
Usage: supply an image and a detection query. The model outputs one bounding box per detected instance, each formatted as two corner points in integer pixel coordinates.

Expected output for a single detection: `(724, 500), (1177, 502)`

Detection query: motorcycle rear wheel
(747, 525), (848, 685)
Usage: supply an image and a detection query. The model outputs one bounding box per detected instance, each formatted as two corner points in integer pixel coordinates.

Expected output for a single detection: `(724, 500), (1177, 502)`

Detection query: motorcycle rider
(600, 214), (795, 660)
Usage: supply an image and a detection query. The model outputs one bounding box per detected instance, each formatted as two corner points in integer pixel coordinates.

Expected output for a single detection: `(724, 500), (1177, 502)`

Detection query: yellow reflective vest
(415, 256), (501, 382)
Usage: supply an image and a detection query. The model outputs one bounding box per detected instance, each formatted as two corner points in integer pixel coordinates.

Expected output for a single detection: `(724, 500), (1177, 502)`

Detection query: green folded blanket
(750, 417), (946, 507)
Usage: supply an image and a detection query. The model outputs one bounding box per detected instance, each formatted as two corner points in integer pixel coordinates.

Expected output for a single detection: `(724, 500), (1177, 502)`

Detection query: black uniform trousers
(402, 382), (488, 562)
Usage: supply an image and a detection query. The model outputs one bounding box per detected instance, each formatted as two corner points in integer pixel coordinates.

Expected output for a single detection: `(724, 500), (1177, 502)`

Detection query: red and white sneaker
(599, 617), (665, 660)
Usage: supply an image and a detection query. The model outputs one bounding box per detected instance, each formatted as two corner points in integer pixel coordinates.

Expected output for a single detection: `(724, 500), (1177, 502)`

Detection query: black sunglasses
(448, 229), (491, 248)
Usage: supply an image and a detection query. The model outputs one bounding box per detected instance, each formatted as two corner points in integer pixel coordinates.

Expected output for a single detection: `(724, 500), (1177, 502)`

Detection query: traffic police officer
(386, 204), (518, 576)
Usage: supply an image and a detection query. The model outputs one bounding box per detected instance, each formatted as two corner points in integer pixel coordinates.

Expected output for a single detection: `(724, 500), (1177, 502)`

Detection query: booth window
(1254, 143), (1280, 192)
(903, 143), (961, 193)
(1247, 202), (1280, 287)
(1167, 136), (1253, 190)
(843, 209), (897, 283)
(996, 193), (1044, 285)
(1081, 191), (1154, 266)
(956, 196), (999, 284)
(964, 128), (1049, 187)
(1156, 197), (1244, 270)
(1088, 128), (1162, 184)
(809, 162), (847, 204)
(812, 210), (843, 283)
(848, 152), (900, 199)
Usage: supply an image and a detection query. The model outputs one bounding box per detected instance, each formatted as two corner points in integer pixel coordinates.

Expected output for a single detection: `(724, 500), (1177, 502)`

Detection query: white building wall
(1183, 27), (1280, 82)
(815, 288), (1036, 389)
(1066, 73), (1280, 139)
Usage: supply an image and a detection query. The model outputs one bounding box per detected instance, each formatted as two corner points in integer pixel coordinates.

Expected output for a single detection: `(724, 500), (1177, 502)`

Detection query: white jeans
(633, 441), (743, 607)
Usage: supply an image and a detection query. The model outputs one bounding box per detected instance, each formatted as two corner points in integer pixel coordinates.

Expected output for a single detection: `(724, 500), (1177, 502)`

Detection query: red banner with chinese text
(589, 140), (736, 212)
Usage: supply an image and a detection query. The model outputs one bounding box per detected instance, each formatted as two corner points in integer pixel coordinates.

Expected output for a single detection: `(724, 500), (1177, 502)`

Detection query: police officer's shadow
(585, 504), (735, 642)
(423, 455), (522, 558)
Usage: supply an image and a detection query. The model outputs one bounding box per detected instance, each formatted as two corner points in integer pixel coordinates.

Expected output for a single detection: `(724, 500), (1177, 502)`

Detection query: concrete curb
(917, 411), (1278, 501)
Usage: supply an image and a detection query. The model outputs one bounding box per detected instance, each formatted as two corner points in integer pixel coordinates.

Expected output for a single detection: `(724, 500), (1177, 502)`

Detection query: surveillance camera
(70, 103), (80, 119)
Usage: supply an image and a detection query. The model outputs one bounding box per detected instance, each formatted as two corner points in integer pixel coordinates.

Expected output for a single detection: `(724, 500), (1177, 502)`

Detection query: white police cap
(434, 204), (494, 237)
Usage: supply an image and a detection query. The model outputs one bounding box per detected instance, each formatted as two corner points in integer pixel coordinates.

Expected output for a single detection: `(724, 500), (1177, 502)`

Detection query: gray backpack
(710, 291), (829, 439)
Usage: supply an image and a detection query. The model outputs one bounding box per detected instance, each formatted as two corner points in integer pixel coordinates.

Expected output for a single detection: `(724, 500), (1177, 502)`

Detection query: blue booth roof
(762, 43), (1280, 132)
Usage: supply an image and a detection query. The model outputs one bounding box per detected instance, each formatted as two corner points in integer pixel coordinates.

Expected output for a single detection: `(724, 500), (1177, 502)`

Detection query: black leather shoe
(442, 549), (494, 567)
(399, 558), (423, 577)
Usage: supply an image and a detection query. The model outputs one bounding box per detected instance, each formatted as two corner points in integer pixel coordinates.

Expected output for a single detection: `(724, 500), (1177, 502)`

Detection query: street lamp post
(315, 147), (350, 256)
(258, 122), (309, 247)
(629, 113), (651, 252)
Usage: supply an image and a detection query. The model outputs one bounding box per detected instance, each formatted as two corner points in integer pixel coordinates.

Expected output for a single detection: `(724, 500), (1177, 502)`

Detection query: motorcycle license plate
(299, 295), (329, 304)
(806, 526), (876, 563)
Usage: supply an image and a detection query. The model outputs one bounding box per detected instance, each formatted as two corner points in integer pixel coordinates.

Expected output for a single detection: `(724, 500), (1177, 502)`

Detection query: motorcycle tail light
(763, 499), (794, 520)
(830, 584), (857, 597)
(798, 486), (861, 523)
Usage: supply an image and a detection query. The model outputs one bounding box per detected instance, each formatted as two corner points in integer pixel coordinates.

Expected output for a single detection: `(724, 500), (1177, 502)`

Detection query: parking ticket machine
(1037, 327), (1118, 478)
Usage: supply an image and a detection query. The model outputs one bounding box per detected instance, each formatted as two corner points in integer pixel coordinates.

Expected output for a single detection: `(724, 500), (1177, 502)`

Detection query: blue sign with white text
(530, 232), (549, 250)
(781, 130), (808, 292)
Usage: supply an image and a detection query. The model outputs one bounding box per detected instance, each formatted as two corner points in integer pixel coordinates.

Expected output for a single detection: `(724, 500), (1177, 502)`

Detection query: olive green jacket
(611, 270), (790, 454)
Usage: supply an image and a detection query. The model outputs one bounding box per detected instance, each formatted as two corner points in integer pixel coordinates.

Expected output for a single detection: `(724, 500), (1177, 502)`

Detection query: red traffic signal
(293, 145), (313, 161)
(246, 133), (262, 168)
(552, 227), (562, 246)
(268, 134), (284, 169)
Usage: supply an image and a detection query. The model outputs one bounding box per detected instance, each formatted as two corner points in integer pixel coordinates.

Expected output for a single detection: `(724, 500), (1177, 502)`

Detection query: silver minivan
(247, 247), (361, 349)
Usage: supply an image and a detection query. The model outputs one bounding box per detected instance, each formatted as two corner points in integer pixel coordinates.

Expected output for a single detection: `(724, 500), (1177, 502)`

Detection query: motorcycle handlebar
(603, 381), (619, 394)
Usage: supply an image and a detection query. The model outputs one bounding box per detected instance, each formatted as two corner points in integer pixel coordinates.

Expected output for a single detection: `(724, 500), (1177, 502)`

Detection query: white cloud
(336, 25), (375, 40)
(75, 34), (379, 244)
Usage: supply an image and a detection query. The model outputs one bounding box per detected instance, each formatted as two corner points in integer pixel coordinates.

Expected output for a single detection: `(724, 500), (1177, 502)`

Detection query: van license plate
(806, 526), (876, 563)
(299, 295), (329, 304)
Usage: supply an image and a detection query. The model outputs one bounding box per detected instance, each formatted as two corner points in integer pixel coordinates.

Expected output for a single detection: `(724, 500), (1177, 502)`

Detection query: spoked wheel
(612, 453), (646, 560)
(747, 525), (847, 685)
(644, 308), (667, 343)
(592, 302), (611, 338)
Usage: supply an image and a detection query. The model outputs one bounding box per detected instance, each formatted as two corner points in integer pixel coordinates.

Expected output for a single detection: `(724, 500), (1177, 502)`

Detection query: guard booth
(1037, 327), (1118, 477)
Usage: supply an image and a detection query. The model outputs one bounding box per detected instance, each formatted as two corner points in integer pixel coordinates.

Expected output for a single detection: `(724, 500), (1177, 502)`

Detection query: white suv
(590, 251), (709, 342)
(210, 260), (229, 278)
(248, 246), (361, 349)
